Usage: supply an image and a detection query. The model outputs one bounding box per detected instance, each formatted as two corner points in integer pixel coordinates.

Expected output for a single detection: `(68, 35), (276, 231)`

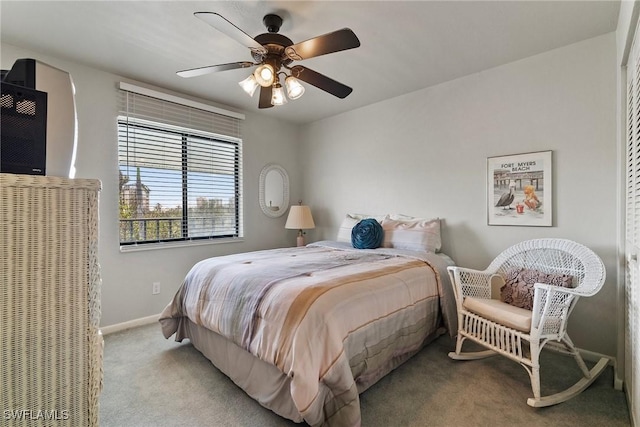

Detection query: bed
(159, 236), (457, 427)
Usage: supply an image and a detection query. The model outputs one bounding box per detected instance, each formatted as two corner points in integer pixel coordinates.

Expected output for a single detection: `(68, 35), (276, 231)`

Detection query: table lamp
(285, 203), (315, 246)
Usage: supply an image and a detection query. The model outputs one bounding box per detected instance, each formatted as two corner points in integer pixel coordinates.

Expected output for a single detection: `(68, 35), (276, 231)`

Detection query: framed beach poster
(487, 150), (552, 226)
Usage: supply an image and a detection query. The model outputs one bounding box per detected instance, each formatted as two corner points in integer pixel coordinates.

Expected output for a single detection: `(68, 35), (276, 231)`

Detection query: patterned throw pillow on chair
(500, 268), (574, 310)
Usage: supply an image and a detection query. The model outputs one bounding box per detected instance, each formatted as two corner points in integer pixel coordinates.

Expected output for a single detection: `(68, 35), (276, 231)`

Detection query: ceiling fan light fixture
(238, 74), (259, 97)
(180, 12), (360, 109)
(254, 63), (275, 87)
(271, 82), (288, 106)
(285, 75), (305, 100)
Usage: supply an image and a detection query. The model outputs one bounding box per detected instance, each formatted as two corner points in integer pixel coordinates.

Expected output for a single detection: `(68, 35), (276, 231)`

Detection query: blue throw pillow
(351, 218), (384, 249)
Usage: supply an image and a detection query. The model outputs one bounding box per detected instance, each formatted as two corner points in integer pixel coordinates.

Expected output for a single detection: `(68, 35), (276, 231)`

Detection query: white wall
(300, 34), (618, 358)
(1, 43), (303, 327)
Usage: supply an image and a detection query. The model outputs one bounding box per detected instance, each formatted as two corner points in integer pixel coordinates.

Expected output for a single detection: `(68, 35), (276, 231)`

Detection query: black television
(1, 82), (47, 175)
(1, 58), (78, 178)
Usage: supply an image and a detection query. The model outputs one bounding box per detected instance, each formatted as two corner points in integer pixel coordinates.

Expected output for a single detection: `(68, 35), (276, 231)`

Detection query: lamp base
(296, 234), (305, 247)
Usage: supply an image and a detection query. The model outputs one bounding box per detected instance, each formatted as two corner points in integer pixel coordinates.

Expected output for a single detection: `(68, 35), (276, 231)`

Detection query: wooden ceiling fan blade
(290, 65), (353, 99)
(194, 12), (267, 55)
(285, 28), (360, 61)
(258, 85), (273, 109)
(177, 62), (254, 78)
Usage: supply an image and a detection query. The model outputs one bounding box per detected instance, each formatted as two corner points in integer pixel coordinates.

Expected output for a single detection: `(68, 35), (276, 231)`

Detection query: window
(118, 85), (243, 246)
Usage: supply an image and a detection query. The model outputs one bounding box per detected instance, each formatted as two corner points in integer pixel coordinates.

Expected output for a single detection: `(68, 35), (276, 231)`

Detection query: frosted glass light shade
(271, 83), (287, 106)
(238, 74), (259, 97)
(285, 76), (305, 100)
(254, 64), (275, 87)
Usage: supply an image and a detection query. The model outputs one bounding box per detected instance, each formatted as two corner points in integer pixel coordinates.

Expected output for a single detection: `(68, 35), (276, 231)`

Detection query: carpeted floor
(99, 323), (630, 426)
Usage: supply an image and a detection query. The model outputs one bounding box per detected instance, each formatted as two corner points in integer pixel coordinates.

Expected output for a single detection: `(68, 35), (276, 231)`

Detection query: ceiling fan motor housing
(253, 33), (294, 67)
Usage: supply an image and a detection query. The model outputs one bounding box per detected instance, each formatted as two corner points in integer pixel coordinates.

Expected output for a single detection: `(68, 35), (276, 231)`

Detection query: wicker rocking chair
(447, 238), (608, 407)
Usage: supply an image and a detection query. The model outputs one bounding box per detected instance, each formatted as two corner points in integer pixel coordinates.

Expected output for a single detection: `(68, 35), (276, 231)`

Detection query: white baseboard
(100, 314), (160, 335)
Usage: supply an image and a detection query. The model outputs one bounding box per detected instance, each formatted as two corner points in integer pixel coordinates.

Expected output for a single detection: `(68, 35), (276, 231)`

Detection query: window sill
(119, 237), (244, 253)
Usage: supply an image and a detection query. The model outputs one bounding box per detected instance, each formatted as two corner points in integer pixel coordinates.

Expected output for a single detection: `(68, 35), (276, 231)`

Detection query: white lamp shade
(285, 205), (315, 230)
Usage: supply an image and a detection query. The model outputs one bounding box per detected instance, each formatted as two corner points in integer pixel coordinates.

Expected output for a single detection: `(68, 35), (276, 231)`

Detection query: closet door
(625, 17), (640, 423)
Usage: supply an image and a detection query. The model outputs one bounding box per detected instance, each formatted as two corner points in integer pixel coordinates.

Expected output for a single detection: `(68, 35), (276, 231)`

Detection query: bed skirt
(171, 317), (445, 425)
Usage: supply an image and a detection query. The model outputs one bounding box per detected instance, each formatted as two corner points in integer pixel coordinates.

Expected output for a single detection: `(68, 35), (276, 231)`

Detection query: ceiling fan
(177, 12), (361, 109)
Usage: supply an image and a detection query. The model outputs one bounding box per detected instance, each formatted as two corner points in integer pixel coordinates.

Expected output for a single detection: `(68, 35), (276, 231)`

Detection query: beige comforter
(160, 241), (456, 426)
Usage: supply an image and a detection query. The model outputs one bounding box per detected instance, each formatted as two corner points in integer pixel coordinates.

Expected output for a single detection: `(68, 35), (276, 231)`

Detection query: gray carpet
(99, 324), (630, 426)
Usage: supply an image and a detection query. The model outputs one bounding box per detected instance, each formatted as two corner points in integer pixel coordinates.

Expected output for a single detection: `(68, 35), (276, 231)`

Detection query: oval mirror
(259, 163), (289, 218)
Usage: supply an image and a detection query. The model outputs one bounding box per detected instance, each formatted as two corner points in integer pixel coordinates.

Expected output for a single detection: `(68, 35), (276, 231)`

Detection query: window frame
(117, 116), (243, 248)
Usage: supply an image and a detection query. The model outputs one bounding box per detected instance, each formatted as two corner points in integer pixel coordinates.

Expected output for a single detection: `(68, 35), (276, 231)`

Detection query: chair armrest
(531, 283), (577, 335)
(533, 282), (582, 296)
(447, 266), (496, 301)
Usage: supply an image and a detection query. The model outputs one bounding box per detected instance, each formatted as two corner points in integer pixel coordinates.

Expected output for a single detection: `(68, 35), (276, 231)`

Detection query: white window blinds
(118, 86), (243, 245)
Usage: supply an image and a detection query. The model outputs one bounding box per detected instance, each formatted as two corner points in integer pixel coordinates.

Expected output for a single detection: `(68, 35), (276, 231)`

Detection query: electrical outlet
(152, 282), (161, 295)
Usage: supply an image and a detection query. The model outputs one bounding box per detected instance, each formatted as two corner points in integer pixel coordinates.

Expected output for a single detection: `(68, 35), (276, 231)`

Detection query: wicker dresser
(0, 173), (102, 426)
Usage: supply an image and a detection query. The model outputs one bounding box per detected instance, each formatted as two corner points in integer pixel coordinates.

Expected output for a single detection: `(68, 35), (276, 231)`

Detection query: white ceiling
(0, 1), (620, 124)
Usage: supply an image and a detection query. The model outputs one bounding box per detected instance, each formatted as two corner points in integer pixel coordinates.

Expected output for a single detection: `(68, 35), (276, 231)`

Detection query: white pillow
(388, 213), (416, 221)
(381, 217), (442, 252)
(336, 214), (386, 243)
